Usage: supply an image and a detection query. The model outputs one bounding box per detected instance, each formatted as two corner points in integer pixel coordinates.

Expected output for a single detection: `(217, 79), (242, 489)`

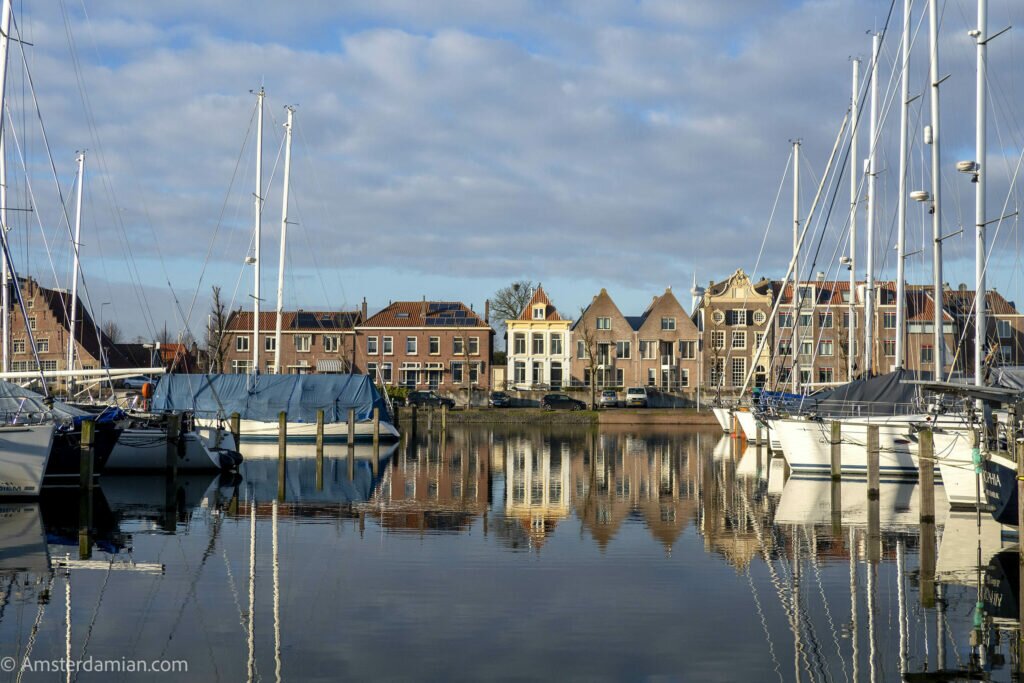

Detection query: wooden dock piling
(165, 412), (181, 477)
(230, 412), (241, 449)
(866, 424), (879, 500)
(277, 411), (287, 502)
(78, 419), (95, 560)
(830, 421), (841, 481)
(348, 445), (355, 481)
(441, 403), (447, 431)
(919, 428), (935, 523)
(410, 405), (418, 435)
(348, 408), (356, 446)
(373, 407), (380, 445)
(79, 419), (95, 490)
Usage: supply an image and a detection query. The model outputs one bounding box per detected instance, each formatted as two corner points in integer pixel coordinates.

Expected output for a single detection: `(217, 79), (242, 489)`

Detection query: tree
(491, 280), (535, 342)
(576, 307), (601, 409)
(205, 286), (229, 373)
(101, 320), (122, 344)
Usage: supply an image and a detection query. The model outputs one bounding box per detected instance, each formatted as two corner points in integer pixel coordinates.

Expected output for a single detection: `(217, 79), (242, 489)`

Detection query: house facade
(221, 309), (362, 375)
(355, 300), (493, 392)
(505, 285), (572, 389)
(569, 288), (700, 394)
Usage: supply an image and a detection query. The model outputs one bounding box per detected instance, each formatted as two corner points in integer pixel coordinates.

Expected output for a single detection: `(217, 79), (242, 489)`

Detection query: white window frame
(324, 335), (340, 353)
(661, 317), (676, 331)
(406, 336), (418, 355)
(295, 335), (312, 352)
(382, 336), (394, 355)
(366, 336), (378, 355)
(236, 335), (250, 352)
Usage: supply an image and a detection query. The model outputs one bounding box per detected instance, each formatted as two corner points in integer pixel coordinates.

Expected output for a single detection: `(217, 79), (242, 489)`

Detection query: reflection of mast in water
(248, 487), (256, 682)
(867, 555), (877, 683)
(65, 569), (71, 683)
(273, 498), (281, 683)
(849, 527), (859, 683)
(897, 538), (907, 676)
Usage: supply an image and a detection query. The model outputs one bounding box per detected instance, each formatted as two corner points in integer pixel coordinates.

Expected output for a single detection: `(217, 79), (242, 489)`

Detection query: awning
(316, 359), (345, 373)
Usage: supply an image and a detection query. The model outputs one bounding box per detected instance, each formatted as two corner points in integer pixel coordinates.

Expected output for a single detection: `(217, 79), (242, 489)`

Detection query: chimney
(361, 297), (367, 322)
(421, 296), (426, 318)
(485, 299), (490, 324)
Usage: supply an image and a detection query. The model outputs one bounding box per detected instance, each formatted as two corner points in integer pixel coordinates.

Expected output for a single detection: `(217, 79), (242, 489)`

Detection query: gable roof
(516, 285), (565, 321)
(24, 277), (112, 365)
(226, 310), (362, 332)
(571, 288), (628, 331)
(361, 301), (491, 329)
(637, 288), (696, 333)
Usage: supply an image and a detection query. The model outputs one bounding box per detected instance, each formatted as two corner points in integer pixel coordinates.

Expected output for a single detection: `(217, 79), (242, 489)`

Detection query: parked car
(625, 387), (649, 408)
(489, 391), (511, 408)
(598, 389), (618, 408)
(540, 393), (586, 411)
(122, 375), (155, 390)
(407, 390), (455, 408)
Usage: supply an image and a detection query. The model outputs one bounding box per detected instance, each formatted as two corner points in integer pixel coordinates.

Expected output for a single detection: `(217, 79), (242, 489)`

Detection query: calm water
(0, 424), (1017, 681)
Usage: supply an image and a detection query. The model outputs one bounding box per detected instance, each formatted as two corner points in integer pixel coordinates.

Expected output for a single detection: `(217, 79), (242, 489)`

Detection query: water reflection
(0, 427), (1019, 680)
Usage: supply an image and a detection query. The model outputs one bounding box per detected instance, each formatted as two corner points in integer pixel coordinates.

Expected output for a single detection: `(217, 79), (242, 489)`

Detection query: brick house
(695, 269), (775, 396)
(355, 300), (494, 393)
(569, 287), (700, 394)
(505, 285), (572, 389)
(221, 309), (363, 375)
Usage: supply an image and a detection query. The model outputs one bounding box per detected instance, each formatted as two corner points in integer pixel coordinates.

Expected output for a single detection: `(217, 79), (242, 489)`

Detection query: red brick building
(355, 300), (493, 392)
(221, 309), (362, 375)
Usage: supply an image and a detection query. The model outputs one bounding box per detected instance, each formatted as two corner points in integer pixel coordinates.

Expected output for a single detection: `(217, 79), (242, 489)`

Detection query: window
(661, 317), (676, 331)
(883, 312), (897, 329)
(779, 313), (793, 328)
(382, 336), (393, 355)
(647, 368), (657, 386)
(514, 361), (526, 384)
(468, 337), (479, 355)
(818, 340), (834, 357)
(231, 359), (253, 374)
(615, 341), (631, 359)
(754, 332), (765, 351)
(367, 336), (378, 355)
(28, 317), (35, 331)
(576, 340), (588, 359)
(818, 368), (834, 384)
(615, 368), (624, 386)
(680, 368), (689, 387)
(454, 336), (465, 355)
(710, 358), (724, 386)
(753, 310), (767, 325)
(597, 343), (612, 365)
(800, 369), (812, 384)
(729, 310), (749, 326)
(12, 339), (24, 354)
(842, 312), (858, 328)
(406, 336), (418, 354)
(799, 313), (812, 328)
(26, 298), (33, 309)
(550, 361), (563, 387)
(291, 335), (310, 352)
(731, 331), (745, 349)
(550, 334), (562, 355)
(469, 362), (480, 384)
(266, 336), (276, 352)
(236, 335), (249, 352)
(678, 340), (696, 359)
(36, 339), (48, 353)
(367, 362), (377, 380)
(998, 320), (1013, 339)
(38, 360), (56, 372)
(883, 339), (896, 357)
(712, 310), (725, 325)
(711, 330), (725, 350)
(640, 340), (656, 359)
(324, 335), (340, 353)
(512, 333), (525, 355)
(731, 357), (746, 387)
(800, 340), (812, 356)
(921, 345), (933, 363)
(778, 339), (792, 356)
(817, 312), (833, 328)
(429, 336), (440, 355)
(381, 363), (392, 383)
(596, 317), (611, 330)
(451, 361), (464, 384)
(532, 333), (544, 355)
(532, 305), (545, 320)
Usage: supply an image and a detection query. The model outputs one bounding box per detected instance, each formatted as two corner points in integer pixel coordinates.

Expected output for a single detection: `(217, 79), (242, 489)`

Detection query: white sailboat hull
(0, 424), (55, 497)
(711, 407), (731, 432)
(105, 429), (223, 470)
(772, 416), (920, 477)
(195, 417), (400, 443)
(933, 428), (983, 508)
(734, 410), (767, 443)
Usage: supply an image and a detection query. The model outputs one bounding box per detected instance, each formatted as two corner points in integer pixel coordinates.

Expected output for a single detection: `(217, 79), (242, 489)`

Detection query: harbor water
(0, 424), (1016, 681)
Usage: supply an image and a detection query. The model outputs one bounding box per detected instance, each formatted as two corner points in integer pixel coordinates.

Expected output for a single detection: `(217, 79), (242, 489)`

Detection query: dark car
(407, 390), (455, 408)
(540, 393), (586, 411)
(489, 391), (511, 407)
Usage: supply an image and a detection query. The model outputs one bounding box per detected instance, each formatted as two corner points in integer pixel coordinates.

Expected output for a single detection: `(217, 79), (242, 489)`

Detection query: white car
(625, 387), (648, 407)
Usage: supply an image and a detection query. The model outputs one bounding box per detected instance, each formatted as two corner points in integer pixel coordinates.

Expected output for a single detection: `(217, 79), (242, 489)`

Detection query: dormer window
(532, 305), (545, 320)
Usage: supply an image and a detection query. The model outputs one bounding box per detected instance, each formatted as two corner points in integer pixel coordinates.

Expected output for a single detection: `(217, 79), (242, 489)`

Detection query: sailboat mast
(848, 58), (859, 381)
(864, 33), (880, 377)
(974, 0), (987, 388)
(253, 87), (264, 376)
(928, 0), (944, 379)
(0, 0), (12, 376)
(792, 140), (800, 394)
(67, 151), (85, 386)
(273, 106), (294, 374)
(895, 0), (911, 369)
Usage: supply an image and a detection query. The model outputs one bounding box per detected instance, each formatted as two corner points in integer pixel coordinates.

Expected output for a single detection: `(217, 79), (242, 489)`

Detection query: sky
(3, 0), (1024, 346)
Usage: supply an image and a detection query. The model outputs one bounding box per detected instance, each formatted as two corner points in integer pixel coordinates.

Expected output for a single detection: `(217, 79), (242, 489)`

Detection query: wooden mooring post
(230, 412), (241, 449)
(410, 405), (418, 435)
(348, 408), (356, 447)
(866, 424), (879, 500)
(373, 407), (380, 445)
(315, 409), (324, 492)
(427, 407), (434, 434)
(919, 429), (935, 524)
(277, 411), (287, 502)
(165, 412), (181, 477)
(441, 403), (447, 432)
(830, 421), (841, 481)
(79, 419), (95, 560)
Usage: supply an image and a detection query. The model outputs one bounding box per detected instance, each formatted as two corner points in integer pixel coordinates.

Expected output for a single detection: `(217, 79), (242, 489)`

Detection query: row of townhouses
(9, 270), (1022, 401)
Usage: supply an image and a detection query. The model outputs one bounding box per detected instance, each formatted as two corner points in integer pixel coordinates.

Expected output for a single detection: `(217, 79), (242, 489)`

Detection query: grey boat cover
(0, 381), (89, 422)
(991, 366), (1024, 392)
(797, 368), (920, 417)
(152, 374), (389, 424)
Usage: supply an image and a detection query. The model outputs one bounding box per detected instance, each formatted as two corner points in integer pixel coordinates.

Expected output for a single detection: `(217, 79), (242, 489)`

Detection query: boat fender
(971, 446), (982, 474)
(141, 382), (154, 411)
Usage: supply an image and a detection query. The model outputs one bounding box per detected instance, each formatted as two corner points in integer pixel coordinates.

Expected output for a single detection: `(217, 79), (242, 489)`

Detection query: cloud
(0, 0), (1021, 338)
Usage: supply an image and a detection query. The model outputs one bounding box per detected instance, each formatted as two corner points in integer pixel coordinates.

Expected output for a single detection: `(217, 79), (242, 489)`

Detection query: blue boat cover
(152, 374), (389, 424)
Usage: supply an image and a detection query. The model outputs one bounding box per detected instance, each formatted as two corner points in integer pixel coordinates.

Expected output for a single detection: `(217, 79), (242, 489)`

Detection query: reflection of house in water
(573, 430), (697, 553)
(368, 430), (490, 533)
(505, 435), (572, 550)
